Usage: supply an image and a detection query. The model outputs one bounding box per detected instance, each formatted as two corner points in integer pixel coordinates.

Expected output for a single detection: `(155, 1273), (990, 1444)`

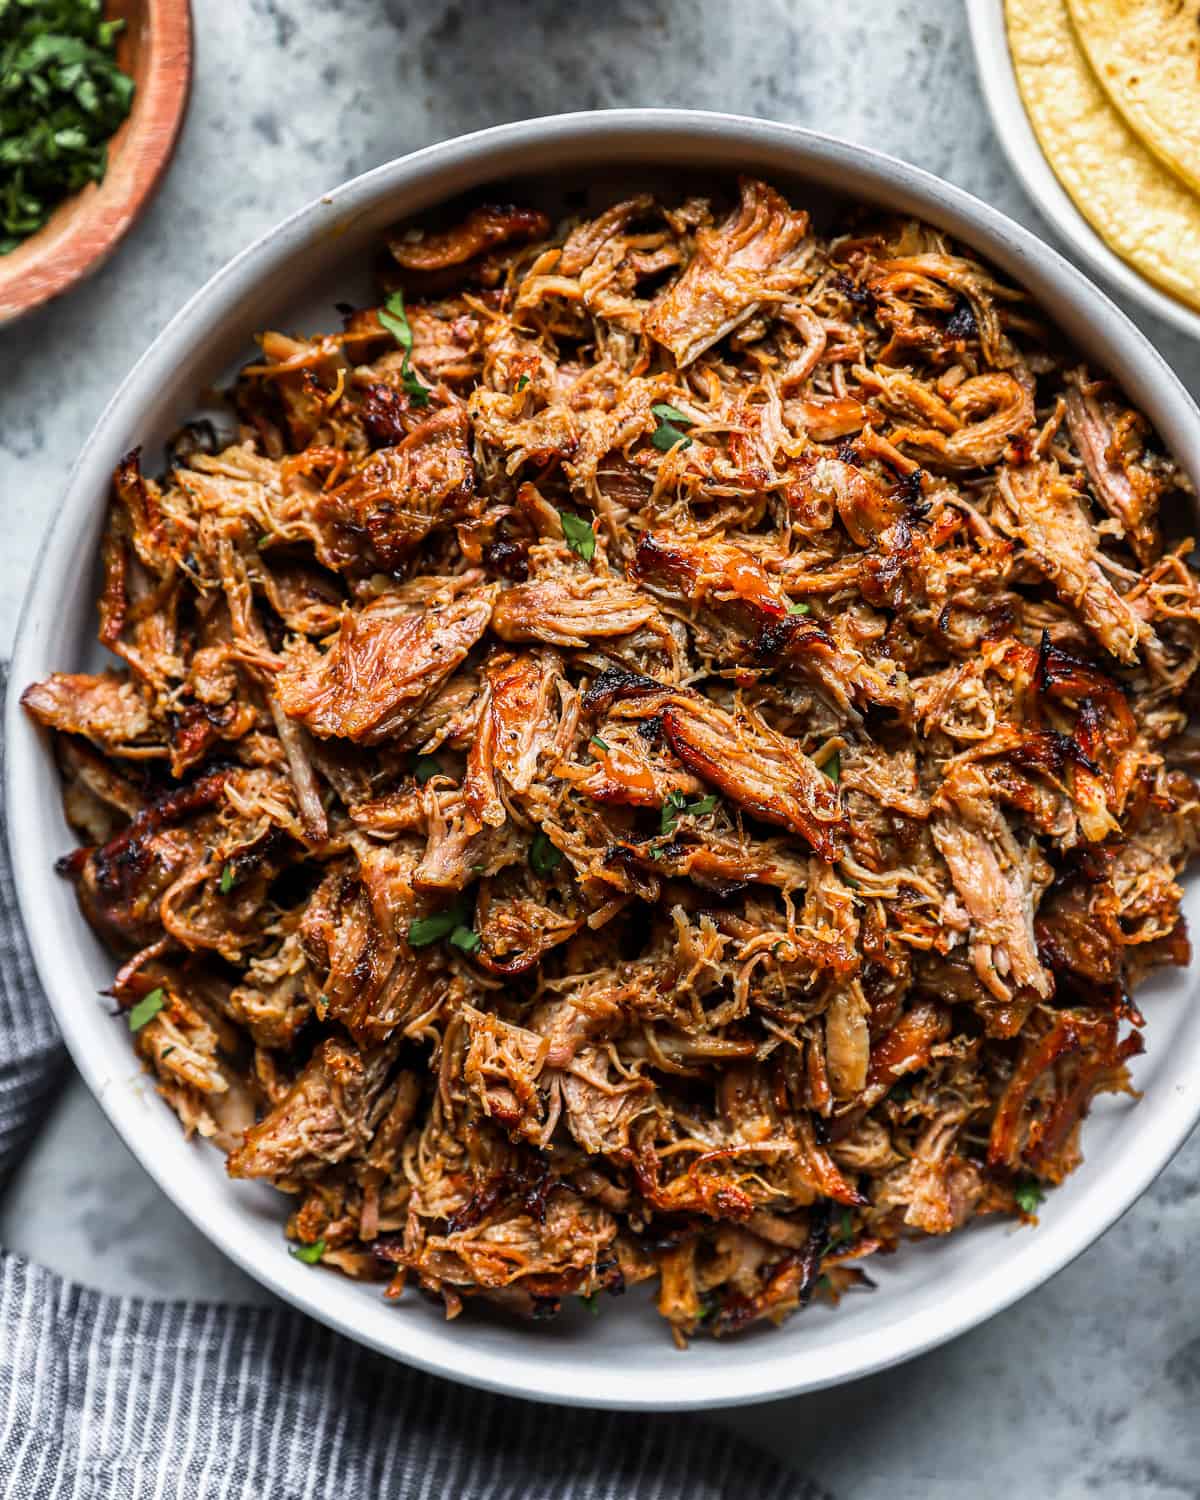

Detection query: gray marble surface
(3, 1), (1199, 1494)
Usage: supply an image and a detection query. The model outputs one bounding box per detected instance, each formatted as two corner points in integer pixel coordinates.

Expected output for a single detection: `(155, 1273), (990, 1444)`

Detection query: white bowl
(8, 109), (1200, 1411)
(967, 0), (1200, 342)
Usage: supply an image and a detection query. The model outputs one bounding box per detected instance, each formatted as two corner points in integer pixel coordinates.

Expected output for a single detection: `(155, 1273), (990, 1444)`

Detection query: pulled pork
(25, 179), (1200, 1344)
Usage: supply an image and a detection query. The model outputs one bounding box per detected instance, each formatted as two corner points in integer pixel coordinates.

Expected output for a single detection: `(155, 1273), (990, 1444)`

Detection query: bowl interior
(0, 0), (191, 325)
(9, 113), (1200, 1410)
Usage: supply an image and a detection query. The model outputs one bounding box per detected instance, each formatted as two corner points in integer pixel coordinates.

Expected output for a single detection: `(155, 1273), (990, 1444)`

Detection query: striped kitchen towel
(0, 704), (815, 1500)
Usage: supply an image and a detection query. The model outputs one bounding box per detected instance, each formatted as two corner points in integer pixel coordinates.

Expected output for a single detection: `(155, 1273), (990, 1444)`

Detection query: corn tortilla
(1006, 0), (1200, 313)
(1067, 0), (1200, 197)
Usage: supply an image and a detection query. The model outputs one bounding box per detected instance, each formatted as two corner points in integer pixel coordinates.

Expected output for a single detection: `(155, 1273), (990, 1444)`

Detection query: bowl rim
(8, 107), (1200, 1411)
(0, 0), (193, 326)
(965, 0), (1200, 343)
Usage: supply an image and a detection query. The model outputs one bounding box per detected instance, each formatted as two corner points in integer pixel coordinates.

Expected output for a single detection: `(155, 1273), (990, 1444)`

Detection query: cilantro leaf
(218, 863), (234, 895)
(650, 421), (693, 453)
(378, 290), (430, 406)
(1014, 1178), (1045, 1215)
(660, 790), (686, 834)
(529, 829), (562, 876)
(449, 925), (481, 954)
(559, 510), (596, 562)
(822, 751), (841, 783)
(786, 601), (811, 615)
(407, 903), (467, 948)
(651, 403), (692, 425)
(413, 754), (443, 784)
(660, 790), (718, 836)
(378, 288), (413, 350)
(128, 987), (165, 1032)
(650, 403), (694, 452)
(290, 1238), (326, 1265)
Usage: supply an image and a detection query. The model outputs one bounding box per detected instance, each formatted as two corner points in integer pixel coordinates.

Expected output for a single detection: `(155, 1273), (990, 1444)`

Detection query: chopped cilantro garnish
(378, 290), (430, 406)
(290, 1238), (326, 1265)
(449, 925), (481, 954)
(786, 601), (811, 615)
(590, 735), (609, 752)
(822, 751), (841, 784)
(414, 754), (442, 784)
(407, 902), (468, 948)
(660, 790), (718, 836)
(128, 987), (165, 1033)
(660, 790), (685, 832)
(0, 2), (136, 255)
(516, 374), (530, 392)
(529, 829), (562, 876)
(559, 510), (596, 563)
(379, 288), (413, 348)
(651, 402), (692, 425)
(218, 863), (234, 895)
(650, 403), (694, 452)
(1014, 1178), (1045, 1215)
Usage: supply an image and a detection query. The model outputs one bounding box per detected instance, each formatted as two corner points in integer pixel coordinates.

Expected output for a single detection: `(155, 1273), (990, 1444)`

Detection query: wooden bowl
(0, 0), (192, 325)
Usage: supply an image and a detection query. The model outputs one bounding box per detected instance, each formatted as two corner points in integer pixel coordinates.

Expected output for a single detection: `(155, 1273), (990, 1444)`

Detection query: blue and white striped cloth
(0, 707), (811, 1499)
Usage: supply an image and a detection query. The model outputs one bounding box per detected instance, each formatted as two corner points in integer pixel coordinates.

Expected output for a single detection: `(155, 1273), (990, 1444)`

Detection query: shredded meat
(645, 178), (812, 365)
(26, 178), (1199, 1344)
(276, 590), (493, 745)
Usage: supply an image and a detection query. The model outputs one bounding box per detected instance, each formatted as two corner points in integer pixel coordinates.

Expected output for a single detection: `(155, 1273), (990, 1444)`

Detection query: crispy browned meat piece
(228, 1038), (404, 1181)
(314, 406), (477, 571)
(491, 576), (659, 648)
(1064, 370), (1166, 564)
(25, 180), (1200, 1344)
(276, 590), (493, 744)
(645, 177), (811, 365)
(22, 671), (156, 757)
(997, 461), (1149, 663)
(660, 696), (845, 859)
(388, 204), (550, 272)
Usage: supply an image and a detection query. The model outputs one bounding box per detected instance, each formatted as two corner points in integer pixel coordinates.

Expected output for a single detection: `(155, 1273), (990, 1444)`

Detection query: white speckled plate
(967, 0), (1200, 341)
(8, 110), (1200, 1411)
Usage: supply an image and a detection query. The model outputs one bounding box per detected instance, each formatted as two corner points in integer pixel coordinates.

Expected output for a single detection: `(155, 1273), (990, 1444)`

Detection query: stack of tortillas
(1006, 0), (1200, 312)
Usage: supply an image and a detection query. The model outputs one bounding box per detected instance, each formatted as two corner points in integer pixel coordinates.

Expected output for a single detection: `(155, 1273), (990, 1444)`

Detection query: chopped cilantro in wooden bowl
(0, 0), (191, 323)
(0, 0), (136, 253)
